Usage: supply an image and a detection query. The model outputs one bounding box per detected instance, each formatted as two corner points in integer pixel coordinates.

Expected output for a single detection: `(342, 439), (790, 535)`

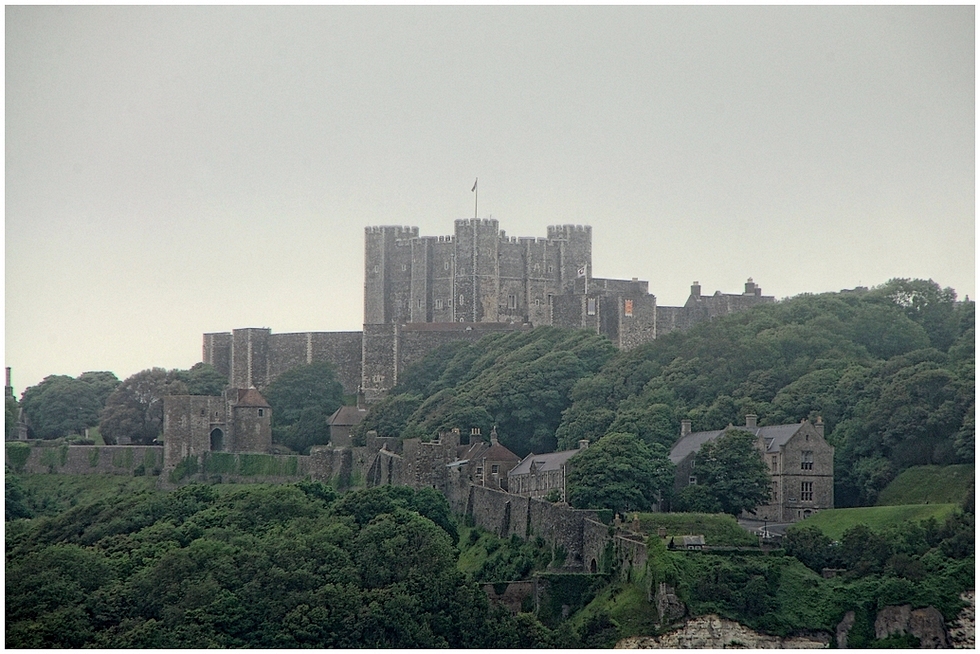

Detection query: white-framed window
(801, 451), (813, 470)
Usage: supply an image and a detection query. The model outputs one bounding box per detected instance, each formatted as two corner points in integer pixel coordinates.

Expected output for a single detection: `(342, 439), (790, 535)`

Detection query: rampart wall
(6, 443), (164, 476)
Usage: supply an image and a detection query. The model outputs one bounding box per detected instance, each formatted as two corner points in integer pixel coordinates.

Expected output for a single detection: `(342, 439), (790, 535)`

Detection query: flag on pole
(471, 178), (478, 192)
(577, 265), (587, 278)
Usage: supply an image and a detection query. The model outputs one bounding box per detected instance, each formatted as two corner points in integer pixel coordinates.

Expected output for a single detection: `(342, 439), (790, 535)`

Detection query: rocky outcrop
(835, 610), (855, 648)
(875, 604), (950, 647)
(616, 614), (831, 649)
(950, 591), (975, 649)
(653, 582), (685, 625)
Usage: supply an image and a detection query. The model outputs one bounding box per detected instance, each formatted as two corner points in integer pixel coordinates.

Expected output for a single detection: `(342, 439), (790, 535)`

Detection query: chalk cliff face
(618, 592), (976, 650)
(615, 614), (831, 649)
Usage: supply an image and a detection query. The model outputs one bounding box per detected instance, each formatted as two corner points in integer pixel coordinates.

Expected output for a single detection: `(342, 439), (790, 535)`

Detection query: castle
(203, 219), (773, 400)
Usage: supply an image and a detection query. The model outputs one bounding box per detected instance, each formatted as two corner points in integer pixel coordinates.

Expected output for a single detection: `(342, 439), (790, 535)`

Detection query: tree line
(9, 361), (344, 455)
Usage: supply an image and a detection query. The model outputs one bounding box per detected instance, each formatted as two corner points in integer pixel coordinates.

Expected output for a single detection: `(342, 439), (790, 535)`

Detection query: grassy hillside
(635, 512), (758, 546)
(793, 504), (958, 540)
(875, 464), (974, 506)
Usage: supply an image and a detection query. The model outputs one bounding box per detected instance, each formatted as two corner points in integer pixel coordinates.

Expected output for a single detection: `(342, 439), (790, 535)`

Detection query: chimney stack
(815, 416), (825, 438)
(490, 426), (499, 446)
(578, 439), (589, 450)
(681, 420), (692, 437)
(691, 281), (701, 298)
(745, 414), (758, 429)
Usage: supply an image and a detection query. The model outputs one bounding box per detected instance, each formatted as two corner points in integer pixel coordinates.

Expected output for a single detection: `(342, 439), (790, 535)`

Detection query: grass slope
(875, 464), (974, 506)
(635, 512), (758, 546)
(793, 504), (958, 540)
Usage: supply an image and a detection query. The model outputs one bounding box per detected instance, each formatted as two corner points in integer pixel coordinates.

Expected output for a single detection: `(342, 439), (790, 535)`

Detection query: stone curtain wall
(466, 485), (606, 572)
(7, 443), (164, 476)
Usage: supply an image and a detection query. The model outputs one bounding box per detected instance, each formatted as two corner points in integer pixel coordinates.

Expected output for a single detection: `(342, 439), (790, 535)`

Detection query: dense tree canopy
(262, 362), (344, 454)
(566, 432), (674, 514)
(554, 279), (973, 506)
(354, 328), (616, 456)
(20, 375), (104, 440)
(4, 482), (549, 648)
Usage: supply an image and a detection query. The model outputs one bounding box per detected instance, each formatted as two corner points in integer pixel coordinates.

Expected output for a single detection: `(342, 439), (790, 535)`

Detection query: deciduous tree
(693, 429), (770, 516)
(566, 432), (674, 513)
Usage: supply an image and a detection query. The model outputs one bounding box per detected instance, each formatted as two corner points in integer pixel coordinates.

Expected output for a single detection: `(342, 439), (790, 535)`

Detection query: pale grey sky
(6, 6), (975, 394)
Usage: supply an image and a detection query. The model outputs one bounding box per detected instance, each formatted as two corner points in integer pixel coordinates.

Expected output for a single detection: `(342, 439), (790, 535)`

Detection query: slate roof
(327, 405), (367, 427)
(235, 388), (270, 408)
(668, 423), (805, 464)
(509, 448), (580, 476)
(457, 440), (521, 464)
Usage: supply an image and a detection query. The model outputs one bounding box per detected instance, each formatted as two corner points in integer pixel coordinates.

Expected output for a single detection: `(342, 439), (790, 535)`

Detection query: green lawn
(793, 504), (958, 540)
(876, 464), (974, 506)
(635, 512), (758, 546)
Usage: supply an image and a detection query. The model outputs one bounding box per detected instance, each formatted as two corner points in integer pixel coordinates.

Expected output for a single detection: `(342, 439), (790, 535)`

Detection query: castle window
(801, 481), (813, 501)
(771, 455), (778, 471)
(200, 408), (206, 417)
(534, 298), (540, 306)
(258, 409), (264, 417)
(401, 264), (407, 272)
(688, 476), (697, 485)
(491, 464), (500, 474)
(417, 299), (423, 309)
(459, 294), (465, 305)
(587, 298), (597, 316)
(444, 261), (450, 270)
(508, 294), (517, 309)
(475, 466), (483, 478)
(373, 265), (379, 273)
(801, 451), (813, 470)
(548, 265), (554, 273)
(435, 299), (444, 310)
(770, 480), (778, 501)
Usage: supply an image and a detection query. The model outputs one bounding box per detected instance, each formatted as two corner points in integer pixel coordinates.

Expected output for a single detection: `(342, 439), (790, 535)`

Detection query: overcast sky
(6, 6), (975, 394)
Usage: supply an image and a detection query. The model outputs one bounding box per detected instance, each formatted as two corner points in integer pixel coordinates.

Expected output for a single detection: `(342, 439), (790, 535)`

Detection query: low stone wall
(6, 442), (164, 476)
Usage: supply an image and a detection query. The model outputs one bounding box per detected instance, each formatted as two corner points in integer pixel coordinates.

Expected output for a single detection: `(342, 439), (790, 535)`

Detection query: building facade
(162, 388), (272, 470)
(669, 415), (834, 522)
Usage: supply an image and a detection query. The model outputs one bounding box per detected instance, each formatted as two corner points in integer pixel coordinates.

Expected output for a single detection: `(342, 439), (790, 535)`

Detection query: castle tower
(547, 225), (592, 294)
(453, 218), (500, 322)
(364, 225), (420, 325)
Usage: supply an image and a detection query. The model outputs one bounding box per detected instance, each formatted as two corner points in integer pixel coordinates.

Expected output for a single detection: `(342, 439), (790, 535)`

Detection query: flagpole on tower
(471, 177), (478, 219)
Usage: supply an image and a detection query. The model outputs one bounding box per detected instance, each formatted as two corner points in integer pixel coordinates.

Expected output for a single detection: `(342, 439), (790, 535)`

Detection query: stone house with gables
(669, 415), (833, 522)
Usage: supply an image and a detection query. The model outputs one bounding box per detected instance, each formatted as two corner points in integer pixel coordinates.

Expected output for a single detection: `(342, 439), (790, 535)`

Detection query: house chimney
(470, 427), (481, 438)
(681, 420), (692, 437)
(815, 416), (825, 438)
(691, 281), (701, 298)
(578, 439), (589, 450)
(490, 426), (499, 446)
(745, 414), (758, 429)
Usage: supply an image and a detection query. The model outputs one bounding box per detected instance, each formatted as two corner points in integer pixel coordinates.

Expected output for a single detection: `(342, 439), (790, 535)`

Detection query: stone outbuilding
(327, 404), (368, 448)
(456, 427), (521, 490)
(508, 440), (589, 501)
(163, 387), (272, 469)
(669, 415), (834, 522)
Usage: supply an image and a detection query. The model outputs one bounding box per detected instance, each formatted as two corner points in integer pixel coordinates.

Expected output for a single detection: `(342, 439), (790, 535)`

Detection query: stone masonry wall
(9, 443), (164, 476)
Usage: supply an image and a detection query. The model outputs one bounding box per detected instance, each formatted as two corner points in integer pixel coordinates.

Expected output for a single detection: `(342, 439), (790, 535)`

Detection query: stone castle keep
(203, 219), (773, 400)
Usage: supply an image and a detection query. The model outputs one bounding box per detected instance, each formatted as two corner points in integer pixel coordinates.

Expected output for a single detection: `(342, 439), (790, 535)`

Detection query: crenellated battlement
(455, 218), (499, 229)
(365, 225), (420, 237)
(547, 224), (592, 239)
